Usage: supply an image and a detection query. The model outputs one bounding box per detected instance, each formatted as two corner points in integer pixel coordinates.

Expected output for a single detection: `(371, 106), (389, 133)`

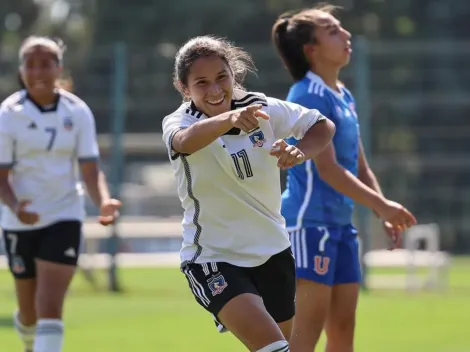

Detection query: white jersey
(0, 89), (99, 230)
(162, 90), (326, 267)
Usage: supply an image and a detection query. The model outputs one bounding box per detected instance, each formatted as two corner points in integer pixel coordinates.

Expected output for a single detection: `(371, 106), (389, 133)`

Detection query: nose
(29, 67), (44, 79)
(342, 28), (352, 40)
(207, 82), (222, 96)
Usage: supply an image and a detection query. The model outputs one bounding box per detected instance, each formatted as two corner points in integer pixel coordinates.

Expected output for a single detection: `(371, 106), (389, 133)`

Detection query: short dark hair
(173, 35), (256, 97)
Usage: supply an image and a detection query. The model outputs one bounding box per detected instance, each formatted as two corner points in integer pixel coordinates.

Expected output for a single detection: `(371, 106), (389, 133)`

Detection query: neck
(27, 90), (57, 107)
(310, 62), (341, 92)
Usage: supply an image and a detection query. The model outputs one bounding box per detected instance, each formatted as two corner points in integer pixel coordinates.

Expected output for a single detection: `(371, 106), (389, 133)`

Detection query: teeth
(207, 97), (224, 105)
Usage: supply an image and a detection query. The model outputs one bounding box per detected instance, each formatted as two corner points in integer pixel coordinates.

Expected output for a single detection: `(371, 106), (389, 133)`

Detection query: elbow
(323, 118), (336, 142)
(358, 166), (373, 183)
(315, 159), (340, 182)
(172, 134), (197, 155)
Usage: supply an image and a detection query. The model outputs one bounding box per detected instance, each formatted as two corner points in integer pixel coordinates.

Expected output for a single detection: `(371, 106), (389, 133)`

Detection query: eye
(330, 27), (339, 35)
(217, 74), (227, 81)
(196, 80), (207, 86)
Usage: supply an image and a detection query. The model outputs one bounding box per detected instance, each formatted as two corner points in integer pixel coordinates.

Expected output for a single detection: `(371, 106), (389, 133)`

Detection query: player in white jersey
(0, 36), (121, 352)
(163, 36), (336, 352)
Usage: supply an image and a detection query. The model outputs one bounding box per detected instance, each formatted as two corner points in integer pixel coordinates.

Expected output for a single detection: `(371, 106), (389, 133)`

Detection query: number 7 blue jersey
(281, 72), (360, 229)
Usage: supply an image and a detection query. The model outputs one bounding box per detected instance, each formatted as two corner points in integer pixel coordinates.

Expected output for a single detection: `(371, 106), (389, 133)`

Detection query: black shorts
(182, 247), (296, 332)
(2, 220), (82, 279)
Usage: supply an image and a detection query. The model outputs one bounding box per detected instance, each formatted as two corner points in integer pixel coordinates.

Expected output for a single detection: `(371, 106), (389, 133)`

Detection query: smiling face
(182, 55), (234, 117)
(19, 45), (62, 98)
(305, 11), (352, 69)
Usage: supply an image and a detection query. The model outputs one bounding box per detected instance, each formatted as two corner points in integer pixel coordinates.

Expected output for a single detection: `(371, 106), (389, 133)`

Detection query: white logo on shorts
(64, 248), (76, 258)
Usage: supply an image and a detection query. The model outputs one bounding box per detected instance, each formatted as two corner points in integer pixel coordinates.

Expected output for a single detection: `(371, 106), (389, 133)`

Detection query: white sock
(33, 319), (64, 352)
(256, 340), (290, 352)
(13, 311), (36, 351)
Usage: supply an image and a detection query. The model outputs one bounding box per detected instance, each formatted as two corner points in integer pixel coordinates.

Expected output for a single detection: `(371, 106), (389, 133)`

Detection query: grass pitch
(0, 258), (468, 351)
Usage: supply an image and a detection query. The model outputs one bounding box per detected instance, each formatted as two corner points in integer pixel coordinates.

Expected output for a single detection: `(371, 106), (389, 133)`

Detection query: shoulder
(59, 90), (95, 126)
(0, 91), (27, 130)
(286, 74), (332, 111)
(286, 76), (311, 99)
(232, 90), (268, 108)
(59, 89), (90, 112)
(1, 90), (27, 111)
(162, 102), (194, 129)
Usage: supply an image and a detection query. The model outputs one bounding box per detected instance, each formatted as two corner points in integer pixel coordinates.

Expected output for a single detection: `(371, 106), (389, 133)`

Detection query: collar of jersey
(306, 71), (345, 99)
(187, 89), (267, 136)
(25, 89), (61, 113)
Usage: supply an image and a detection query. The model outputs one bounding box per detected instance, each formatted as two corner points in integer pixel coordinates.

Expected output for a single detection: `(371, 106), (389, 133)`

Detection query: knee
(325, 315), (356, 341)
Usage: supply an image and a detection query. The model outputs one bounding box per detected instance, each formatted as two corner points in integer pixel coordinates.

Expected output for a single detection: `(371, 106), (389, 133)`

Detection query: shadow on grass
(0, 315), (12, 329)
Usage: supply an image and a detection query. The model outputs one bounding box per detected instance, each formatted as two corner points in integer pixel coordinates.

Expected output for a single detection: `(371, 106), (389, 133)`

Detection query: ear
(303, 43), (316, 58)
(181, 84), (190, 99)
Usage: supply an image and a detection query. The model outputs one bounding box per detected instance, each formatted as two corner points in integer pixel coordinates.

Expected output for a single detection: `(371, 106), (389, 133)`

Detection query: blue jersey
(281, 71), (360, 229)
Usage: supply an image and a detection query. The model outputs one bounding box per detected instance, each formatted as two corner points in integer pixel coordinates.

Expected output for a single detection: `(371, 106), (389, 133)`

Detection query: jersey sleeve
(162, 109), (194, 159)
(266, 97), (327, 140)
(0, 107), (15, 169)
(76, 103), (100, 162)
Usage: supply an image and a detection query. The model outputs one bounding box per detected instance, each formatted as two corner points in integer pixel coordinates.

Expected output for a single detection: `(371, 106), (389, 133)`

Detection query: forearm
(359, 168), (383, 196)
(317, 163), (386, 211)
(83, 170), (110, 208)
(172, 112), (233, 154)
(0, 181), (18, 211)
(296, 119), (336, 160)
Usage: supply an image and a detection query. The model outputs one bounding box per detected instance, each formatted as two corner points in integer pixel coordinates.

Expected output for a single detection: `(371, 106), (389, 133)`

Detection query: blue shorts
(289, 224), (361, 286)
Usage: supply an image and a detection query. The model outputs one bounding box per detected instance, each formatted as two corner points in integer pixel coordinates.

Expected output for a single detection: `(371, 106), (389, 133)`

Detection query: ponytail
(272, 13), (311, 81)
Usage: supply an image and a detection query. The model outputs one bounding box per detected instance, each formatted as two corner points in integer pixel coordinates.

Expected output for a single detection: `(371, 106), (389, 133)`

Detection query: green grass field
(0, 258), (468, 351)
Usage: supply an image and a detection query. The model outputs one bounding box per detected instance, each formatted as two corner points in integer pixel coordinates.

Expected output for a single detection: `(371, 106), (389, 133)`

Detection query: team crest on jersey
(11, 256), (25, 274)
(313, 255), (330, 275)
(63, 117), (73, 131)
(249, 130), (266, 148)
(207, 274), (228, 296)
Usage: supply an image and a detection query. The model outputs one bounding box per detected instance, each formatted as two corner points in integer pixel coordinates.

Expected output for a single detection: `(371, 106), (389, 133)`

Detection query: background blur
(0, 0), (469, 351)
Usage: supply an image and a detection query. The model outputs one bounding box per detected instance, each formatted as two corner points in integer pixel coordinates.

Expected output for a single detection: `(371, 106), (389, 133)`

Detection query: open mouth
(32, 80), (47, 88)
(206, 96), (225, 106)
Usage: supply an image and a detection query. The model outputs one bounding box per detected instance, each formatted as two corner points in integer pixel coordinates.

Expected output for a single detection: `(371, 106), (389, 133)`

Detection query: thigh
(37, 220), (82, 266)
(251, 248), (296, 325)
(327, 283), (359, 325)
(2, 228), (40, 279)
(290, 227), (339, 286)
(334, 226), (361, 285)
(218, 293), (285, 351)
(181, 261), (259, 332)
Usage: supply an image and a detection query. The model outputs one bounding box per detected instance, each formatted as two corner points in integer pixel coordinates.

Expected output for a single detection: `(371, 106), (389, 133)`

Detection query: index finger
(254, 110), (270, 120)
(245, 104), (263, 112)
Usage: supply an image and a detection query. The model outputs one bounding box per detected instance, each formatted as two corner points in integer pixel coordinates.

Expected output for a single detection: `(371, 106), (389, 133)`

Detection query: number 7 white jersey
(0, 89), (100, 230)
(162, 90), (326, 267)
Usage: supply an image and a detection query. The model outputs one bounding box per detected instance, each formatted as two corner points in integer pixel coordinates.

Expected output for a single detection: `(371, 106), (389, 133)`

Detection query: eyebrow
(193, 69), (227, 81)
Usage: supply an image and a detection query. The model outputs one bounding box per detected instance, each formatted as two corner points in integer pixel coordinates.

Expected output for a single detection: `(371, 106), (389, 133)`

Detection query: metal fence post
(107, 41), (128, 292)
(352, 36), (372, 291)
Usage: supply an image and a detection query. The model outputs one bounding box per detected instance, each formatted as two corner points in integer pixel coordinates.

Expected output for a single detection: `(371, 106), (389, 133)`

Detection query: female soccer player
(163, 35), (335, 352)
(272, 5), (417, 351)
(0, 36), (121, 352)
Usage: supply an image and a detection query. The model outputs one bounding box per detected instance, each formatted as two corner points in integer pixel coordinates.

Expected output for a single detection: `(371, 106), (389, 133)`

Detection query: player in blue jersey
(272, 4), (417, 351)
